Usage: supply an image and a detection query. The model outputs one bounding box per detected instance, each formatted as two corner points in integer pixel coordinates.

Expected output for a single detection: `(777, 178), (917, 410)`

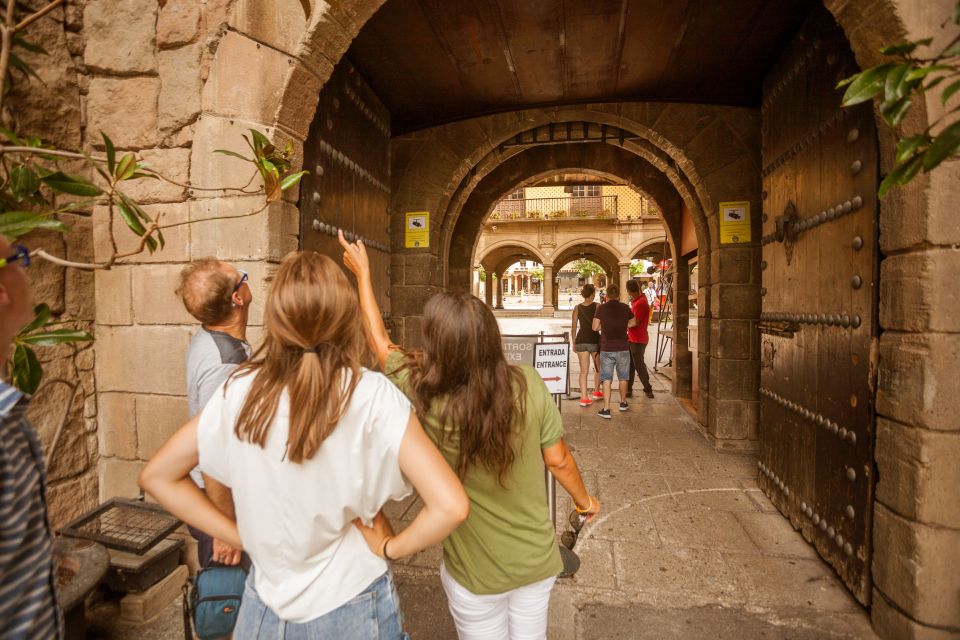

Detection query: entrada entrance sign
(533, 343), (569, 395)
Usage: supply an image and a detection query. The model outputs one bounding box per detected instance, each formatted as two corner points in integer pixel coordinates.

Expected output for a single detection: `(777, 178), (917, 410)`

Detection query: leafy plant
(838, 3), (960, 196)
(10, 304), (92, 394)
(0, 0), (309, 393)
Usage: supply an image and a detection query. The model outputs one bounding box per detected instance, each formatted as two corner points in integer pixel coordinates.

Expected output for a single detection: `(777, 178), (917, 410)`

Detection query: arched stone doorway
(81, 0), (958, 635)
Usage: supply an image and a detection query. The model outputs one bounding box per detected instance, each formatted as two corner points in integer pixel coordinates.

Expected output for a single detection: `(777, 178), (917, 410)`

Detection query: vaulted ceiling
(347, 0), (817, 133)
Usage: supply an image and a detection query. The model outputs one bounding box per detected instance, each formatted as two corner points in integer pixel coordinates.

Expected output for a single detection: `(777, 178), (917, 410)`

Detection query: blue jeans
(235, 569), (408, 639)
(599, 350), (630, 382)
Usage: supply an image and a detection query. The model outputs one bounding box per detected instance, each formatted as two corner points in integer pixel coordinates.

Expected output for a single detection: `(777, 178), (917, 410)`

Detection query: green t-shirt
(384, 350), (564, 594)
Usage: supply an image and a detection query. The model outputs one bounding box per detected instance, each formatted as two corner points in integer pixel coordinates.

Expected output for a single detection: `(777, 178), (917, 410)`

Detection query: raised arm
(140, 417), (242, 548)
(339, 230), (393, 367)
(354, 412), (469, 560)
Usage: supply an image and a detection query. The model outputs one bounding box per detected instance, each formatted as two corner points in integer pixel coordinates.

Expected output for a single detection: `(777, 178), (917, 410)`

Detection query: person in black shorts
(570, 284), (603, 407)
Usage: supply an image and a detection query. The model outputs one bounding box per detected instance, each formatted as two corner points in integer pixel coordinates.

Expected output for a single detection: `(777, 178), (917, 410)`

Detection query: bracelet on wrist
(574, 496), (594, 513)
(382, 536), (396, 562)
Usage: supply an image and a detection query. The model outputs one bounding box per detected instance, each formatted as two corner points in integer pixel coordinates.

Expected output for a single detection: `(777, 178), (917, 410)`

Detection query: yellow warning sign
(719, 201), (751, 244)
(405, 211), (429, 248)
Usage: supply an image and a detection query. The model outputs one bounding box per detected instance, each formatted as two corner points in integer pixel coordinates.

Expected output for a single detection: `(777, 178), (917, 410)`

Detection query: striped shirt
(0, 382), (62, 639)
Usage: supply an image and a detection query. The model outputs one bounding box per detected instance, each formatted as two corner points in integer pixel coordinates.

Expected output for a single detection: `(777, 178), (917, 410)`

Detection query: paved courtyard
(88, 316), (876, 639)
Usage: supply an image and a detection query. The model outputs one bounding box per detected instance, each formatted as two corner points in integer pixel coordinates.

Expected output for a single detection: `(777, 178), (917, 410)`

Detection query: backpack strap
(182, 579), (193, 639)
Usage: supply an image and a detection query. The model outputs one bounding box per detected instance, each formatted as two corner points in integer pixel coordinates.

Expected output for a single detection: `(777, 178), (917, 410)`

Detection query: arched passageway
(80, 0), (959, 636)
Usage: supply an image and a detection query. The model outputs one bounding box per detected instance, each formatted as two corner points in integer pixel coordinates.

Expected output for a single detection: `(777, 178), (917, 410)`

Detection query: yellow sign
(719, 201), (751, 244)
(404, 211), (429, 248)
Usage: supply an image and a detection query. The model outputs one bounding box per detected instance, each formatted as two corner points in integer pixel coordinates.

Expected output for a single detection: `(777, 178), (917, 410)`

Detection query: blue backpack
(182, 565), (247, 639)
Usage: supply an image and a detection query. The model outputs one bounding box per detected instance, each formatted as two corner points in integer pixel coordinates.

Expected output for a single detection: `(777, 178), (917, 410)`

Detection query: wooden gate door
(758, 7), (879, 605)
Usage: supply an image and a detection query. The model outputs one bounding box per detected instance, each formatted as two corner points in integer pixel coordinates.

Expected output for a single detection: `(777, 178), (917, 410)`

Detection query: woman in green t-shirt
(339, 232), (600, 640)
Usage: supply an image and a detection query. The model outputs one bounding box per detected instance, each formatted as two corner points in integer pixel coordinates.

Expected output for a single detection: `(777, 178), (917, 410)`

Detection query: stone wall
(852, 0), (960, 634)
(9, 2), (97, 529)
(81, 0), (252, 500)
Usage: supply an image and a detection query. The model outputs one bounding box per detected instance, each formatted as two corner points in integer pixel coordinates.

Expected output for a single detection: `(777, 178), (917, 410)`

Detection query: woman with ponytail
(339, 233), (600, 640)
(140, 251), (469, 638)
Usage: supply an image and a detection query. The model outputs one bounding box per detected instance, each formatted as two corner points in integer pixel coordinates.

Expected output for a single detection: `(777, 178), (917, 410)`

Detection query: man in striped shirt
(0, 235), (62, 638)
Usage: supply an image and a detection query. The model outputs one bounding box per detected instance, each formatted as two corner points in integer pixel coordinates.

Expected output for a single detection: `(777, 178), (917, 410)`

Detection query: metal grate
(59, 498), (181, 555)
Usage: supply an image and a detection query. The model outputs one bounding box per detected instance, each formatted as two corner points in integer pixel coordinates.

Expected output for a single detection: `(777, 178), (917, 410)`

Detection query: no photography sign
(533, 343), (569, 395)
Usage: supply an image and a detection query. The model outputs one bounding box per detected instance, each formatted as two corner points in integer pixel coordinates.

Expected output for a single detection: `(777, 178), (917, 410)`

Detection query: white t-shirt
(197, 367), (413, 622)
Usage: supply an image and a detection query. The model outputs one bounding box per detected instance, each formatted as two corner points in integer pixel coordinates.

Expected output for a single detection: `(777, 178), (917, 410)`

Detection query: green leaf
(884, 63), (912, 103)
(115, 197), (157, 253)
(19, 328), (93, 347)
(10, 344), (42, 395)
(942, 79), (960, 105)
(249, 129), (271, 154)
(895, 135), (928, 165)
(880, 96), (913, 127)
(280, 170), (308, 191)
(101, 131), (116, 174)
(115, 153), (137, 181)
(18, 303), (52, 335)
(213, 149), (252, 162)
(127, 171), (160, 181)
(41, 171), (103, 197)
(0, 126), (22, 144)
(8, 52), (41, 82)
(879, 155), (923, 197)
(880, 39), (932, 56)
(12, 35), (47, 55)
(0, 211), (68, 240)
(10, 165), (40, 198)
(904, 64), (952, 83)
(922, 120), (960, 172)
(840, 63), (896, 106)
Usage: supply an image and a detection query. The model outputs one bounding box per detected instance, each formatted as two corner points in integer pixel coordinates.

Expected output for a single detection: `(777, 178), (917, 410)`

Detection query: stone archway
(81, 2), (957, 636)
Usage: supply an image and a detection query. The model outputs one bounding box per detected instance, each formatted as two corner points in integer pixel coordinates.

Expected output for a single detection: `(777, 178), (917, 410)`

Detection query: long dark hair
(403, 292), (526, 483)
(230, 252), (375, 463)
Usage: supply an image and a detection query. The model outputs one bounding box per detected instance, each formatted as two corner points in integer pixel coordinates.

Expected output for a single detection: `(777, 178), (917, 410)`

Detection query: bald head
(176, 258), (239, 325)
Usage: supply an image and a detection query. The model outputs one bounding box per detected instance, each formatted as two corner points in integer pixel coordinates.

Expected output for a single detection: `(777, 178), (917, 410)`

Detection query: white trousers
(440, 562), (557, 640)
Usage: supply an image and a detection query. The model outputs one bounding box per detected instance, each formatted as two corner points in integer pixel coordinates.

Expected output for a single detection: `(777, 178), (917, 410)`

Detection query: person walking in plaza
(570, 284), (603, 407)
(141, 251), (469, 639)
(592, 283), (638, 419)
(0, 238), (62, 639)
(624, 279), (654, 399)
(175, 258), (252, 568)
(339, 232), (600, 640)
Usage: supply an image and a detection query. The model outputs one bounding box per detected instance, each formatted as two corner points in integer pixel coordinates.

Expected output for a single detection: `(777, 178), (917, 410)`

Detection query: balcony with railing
(488, 195), (656, 222)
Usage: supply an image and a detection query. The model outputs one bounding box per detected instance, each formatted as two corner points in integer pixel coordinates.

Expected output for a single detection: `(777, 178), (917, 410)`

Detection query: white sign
(533, 343), (569, 395)
(502, 337), (537, 366)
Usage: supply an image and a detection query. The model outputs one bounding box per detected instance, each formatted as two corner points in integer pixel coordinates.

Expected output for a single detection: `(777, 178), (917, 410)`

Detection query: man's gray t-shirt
(187, 328), (251, 487)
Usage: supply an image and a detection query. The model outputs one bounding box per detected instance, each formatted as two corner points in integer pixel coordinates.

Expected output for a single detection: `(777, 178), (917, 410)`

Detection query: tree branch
(14, 0), (63, 32)
(0, 145), (105, 162)
(0, 0), (18, 117)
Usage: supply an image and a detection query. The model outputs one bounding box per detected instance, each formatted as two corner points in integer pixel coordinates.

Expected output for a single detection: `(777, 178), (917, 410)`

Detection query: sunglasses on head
(0, 244), (30, 269)
(233, 270), (248, 293)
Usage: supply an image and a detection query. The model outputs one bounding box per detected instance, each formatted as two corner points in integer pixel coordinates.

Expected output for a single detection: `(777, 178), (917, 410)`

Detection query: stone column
(541, 264), (554, 316)
(495, 274), (504, 309)
(619, 262), (632, 291)
(472, 267), (480, 297)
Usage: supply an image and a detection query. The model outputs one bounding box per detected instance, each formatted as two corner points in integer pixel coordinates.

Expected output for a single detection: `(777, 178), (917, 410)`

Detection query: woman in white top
(140, 251), (469, 638)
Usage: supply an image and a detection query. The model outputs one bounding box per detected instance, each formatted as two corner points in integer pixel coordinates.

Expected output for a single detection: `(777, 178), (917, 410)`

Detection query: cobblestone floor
(88, 317), (877, 639)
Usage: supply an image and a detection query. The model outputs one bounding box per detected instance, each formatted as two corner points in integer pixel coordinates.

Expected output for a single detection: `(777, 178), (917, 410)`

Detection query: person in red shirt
(625, 279), (654, 399)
